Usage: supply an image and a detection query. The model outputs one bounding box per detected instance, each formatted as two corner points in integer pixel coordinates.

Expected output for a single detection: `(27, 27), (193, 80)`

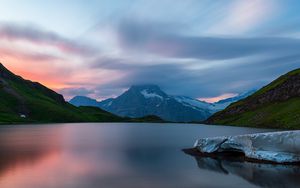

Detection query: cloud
(207, 0), (277, 35)
(0, 46), (82, 90)
(0, 23), (98, 56)
(90, 19), (300, 99)
(199, 93), (238, 103)
(88, 50), (300, 99)
(117, 20), (300, 60)
(58, 87), (95, 100)
(0, 23), (102, 92)
(1, 2), (298, 101)
(0, 47), (62, 62)
(260, 19), (300, 37)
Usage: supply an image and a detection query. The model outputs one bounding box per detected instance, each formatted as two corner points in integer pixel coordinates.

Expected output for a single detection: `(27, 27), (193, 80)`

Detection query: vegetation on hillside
(0, 63), (163, 124)
(206, 68), (300, 129)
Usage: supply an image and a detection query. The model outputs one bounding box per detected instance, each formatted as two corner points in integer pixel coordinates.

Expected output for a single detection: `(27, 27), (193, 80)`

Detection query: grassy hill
(0, 63), (126, 124)
(206, 68), (300, 129)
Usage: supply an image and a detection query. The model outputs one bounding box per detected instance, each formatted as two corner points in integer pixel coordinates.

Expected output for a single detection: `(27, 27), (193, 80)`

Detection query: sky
(0, 0), (300, 102)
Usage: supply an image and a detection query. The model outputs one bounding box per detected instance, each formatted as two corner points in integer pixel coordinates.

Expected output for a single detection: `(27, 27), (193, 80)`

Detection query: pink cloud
(0, 49), (72, 90)
(0, 23), (97, 56)
(199, 93), (237, 103)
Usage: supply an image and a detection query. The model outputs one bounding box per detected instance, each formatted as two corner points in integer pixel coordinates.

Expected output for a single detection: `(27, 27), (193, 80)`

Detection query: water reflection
(0, 126), (61, 176)
(188, 155), (300, 188)
(0, 123), (290, 188)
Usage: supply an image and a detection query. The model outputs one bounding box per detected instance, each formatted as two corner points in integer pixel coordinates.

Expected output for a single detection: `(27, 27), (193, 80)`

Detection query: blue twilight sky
(0, 0), (300, 102)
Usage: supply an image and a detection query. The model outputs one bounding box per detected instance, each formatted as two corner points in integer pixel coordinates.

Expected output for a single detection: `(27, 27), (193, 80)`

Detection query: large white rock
(194, 131), (300, 163)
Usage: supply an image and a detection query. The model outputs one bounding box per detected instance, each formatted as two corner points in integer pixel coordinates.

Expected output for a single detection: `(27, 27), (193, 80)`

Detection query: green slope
(206, 68), (300, 129)
(0, 63), (123, 124)
(129, 115), (165, 123)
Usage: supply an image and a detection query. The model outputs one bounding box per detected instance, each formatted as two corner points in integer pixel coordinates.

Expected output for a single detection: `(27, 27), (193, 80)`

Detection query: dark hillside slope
(0, 63), (122, 124)
(206, 68), (300, 129)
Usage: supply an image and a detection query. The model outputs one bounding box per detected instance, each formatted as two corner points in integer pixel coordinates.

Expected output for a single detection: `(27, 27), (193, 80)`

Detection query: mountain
(70, 85), (256, 122)
(206, 68), (300, 129)
(172, 96), (213, 110)
(71, 85), (215, 122)
(101, 85), (214, 122)
(0, 63), (124, 124)
(69, 96), (99, 107)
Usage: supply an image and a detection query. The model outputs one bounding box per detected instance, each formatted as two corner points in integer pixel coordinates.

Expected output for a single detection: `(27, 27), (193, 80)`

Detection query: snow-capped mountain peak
(69, 84), (256, 123)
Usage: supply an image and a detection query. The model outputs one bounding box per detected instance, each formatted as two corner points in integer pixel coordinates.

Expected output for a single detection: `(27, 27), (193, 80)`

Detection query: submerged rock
(193, 131), (300, 164)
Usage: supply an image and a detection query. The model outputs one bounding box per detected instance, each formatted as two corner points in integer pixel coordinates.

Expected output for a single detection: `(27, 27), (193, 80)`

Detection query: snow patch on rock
(194, 131), (300, 163)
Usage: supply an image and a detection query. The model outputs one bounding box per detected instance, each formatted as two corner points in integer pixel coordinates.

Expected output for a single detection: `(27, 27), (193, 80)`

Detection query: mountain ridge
(206, 68), (300, 129)
(0, 63), (127, 123)
(71, 85), (212, 122)
(100, 85), (212, 122)
(70, 84), (254, 122)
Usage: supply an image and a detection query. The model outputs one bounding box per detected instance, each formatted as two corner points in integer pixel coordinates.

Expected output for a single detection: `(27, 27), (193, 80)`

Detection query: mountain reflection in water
(0, 123), (296, 188)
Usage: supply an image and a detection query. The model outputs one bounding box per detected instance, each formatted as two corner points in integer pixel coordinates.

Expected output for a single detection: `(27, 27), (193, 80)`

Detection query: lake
(0, 123), (299, 188)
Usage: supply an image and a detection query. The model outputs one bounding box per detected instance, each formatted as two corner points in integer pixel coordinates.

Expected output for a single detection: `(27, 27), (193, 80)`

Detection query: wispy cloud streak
(117, 21), (300, 60)
(0, 23), (98, 56)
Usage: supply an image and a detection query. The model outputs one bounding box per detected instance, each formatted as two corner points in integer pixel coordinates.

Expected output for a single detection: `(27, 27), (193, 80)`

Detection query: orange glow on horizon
(3, 64), (69, 89)
(199, 93), (237, 103)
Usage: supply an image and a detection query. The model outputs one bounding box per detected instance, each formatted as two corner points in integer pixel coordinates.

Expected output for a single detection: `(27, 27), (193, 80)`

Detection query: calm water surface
(0, 123), (298, 188)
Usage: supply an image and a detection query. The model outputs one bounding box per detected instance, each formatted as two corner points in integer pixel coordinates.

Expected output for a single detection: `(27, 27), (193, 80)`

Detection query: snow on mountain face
(209, 102), (230, 111)
(98, 85), (213, 122)
(100, 98), (114, 107)
(173, 96), (212, 110)
(141, 89), (163, 100)
(69, 85), (256, 122)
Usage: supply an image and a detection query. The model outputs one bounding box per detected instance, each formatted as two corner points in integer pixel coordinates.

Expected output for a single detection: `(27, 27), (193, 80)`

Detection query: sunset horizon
(0, 1), (300, 188)
(1, 0), (299, 103)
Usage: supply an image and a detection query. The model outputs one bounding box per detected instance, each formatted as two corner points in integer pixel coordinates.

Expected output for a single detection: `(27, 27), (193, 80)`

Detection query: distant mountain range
(70, 85), (255, 122)
(0, 63), (162, 124)
(206, 68), (300, 129)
